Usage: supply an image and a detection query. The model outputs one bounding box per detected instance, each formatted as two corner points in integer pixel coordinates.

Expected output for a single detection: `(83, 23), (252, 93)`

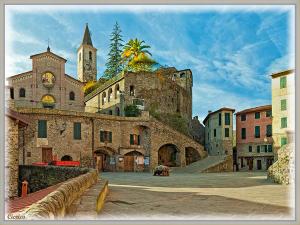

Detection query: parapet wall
(18, 169), (98, 219)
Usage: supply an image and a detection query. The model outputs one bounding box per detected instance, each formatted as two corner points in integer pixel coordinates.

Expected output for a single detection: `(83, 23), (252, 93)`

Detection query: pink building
(236, 105), (274, 171)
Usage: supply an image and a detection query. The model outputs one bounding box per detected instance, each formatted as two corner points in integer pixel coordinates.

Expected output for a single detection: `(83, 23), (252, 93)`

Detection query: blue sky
(5, 5), (295, 123)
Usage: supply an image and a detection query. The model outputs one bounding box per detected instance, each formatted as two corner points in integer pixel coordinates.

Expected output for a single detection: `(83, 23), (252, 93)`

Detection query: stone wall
(202, 156), (233, 173)
(268, 144), (294, 185)
(17, 169), (98, 219)
(18, 166), (90, 195)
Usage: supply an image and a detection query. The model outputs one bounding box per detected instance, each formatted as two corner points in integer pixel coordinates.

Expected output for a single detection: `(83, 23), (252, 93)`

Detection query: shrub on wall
(124, 104), (141, 117)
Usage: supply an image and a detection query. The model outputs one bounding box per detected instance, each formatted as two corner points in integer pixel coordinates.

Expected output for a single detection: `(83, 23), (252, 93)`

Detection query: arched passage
(61, 155), (73, 161)
(158, 144), (180, 167)
(185, 147), (201, 165)
(94, 147), (115, 172)
(124, 150), (144, 172)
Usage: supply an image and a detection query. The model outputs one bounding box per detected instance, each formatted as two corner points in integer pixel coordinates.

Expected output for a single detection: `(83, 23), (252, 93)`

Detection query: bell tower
(77, 23), (97, 82)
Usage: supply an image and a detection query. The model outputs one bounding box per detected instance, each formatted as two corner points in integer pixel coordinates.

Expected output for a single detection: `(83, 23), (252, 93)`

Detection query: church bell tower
(77, 23), (97, 82)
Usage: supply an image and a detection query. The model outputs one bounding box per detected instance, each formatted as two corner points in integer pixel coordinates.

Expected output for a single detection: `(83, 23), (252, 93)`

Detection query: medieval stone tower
(77, 24), (97, 82)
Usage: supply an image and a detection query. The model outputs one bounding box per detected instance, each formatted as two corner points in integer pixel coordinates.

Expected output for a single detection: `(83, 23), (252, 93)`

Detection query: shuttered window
(255, 112), (260, 119)
(266, 125), (272, 137)
(280, 76), (287, 89)
(74, 122), (81, 140)
(268, 145), (273, 152)
(100, 130), (112, 143)
(248, 146), (252, 152)
(256, 145), (260, 153)
(130, 134), (134, 145)
(38, 120), (47, 138)
(241, 114), (246, 121)
(224, 128), (229, 137)
(218, 113), (221, 126)
(281, 137), (287, 147)
(225, 113), (230, 125)
(214, 129), (216, 137)
(281, 99), (287, 111)
(130, 134), (140, 145)
(281, 117), (287, 128)
(255, 126), (260, 138)
(241, 128), (246, 139)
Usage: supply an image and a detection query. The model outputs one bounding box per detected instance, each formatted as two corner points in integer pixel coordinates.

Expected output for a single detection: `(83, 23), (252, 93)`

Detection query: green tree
(124, 104), (141, 117)
(103, 22), (124, 79)
(122, 38), (156, 72)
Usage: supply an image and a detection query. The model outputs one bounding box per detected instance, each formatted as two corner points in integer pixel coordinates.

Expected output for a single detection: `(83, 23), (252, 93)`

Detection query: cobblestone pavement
(98, 172), (294, 220)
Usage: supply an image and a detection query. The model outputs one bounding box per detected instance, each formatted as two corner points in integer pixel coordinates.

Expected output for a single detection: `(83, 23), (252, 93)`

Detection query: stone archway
(158, 144), (180, 167)
(61, 155), (73, 161)
(124, 151), (144, 172)
(94, 147), (115, 172)
(185, 147), (201, 166)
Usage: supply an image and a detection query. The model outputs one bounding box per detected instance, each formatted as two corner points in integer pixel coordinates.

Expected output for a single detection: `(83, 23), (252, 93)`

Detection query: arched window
(41, 95), (55, 109)
(108, 88), (112, 102)
(89, 51), (92, 60)
(115, 84), (120, 99)
(69, 91), (75, 101)
(102, 92), (107, 105)
(19, 88), (26, 97)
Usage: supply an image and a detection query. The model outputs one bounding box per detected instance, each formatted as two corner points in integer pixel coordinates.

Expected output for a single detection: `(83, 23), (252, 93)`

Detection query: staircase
(172, 155), (228, 173)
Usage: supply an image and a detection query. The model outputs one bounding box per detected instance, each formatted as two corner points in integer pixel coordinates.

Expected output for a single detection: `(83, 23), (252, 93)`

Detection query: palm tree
(122, 38), (156, 72)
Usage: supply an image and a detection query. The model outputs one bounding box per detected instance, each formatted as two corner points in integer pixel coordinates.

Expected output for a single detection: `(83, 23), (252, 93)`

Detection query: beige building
(271, 69), (295, 157)
(203, 108), (235, 156)
(85, 67), (193, 124)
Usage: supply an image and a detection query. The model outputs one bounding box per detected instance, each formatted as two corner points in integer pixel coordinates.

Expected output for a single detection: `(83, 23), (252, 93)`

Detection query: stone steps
(172, 155), (227, 173)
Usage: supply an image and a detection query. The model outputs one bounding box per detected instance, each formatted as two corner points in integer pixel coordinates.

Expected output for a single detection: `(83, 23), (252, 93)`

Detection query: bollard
(21, 180), (28, 198)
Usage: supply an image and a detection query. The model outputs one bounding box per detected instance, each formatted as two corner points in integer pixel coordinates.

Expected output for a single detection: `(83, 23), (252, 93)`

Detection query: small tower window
(89, 51), (92, 61)
(19, 88), (26, 98)
(129, 85), (135, 96)
(69, 91), (75, 101)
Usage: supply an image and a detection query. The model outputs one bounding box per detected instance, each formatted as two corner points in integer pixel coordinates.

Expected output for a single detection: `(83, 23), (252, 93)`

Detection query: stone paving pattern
(98, 172), (293, 220)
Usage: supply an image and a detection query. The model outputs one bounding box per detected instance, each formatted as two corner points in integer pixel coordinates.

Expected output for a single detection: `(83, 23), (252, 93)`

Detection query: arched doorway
(61, 155), (73, 161)
(158, 144), (180, 167)
(124, 151), (143, 172)
(185, 147), (201, 165)
(94, 148), (114, 172)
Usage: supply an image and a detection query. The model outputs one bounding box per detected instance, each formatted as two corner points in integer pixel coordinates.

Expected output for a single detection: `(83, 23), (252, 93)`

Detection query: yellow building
(271, 69), (295, 159)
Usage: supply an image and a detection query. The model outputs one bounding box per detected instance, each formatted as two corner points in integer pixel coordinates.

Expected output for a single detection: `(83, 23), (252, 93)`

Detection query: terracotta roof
(30, 50), (67, 62)
(82, 24), (93, 46)
(6, 108), (30, 126)
(203, 107), (235, 124)
(270, 69), (294, 78)
(235, 105), (272, 116)
(7, 71), (32, 80)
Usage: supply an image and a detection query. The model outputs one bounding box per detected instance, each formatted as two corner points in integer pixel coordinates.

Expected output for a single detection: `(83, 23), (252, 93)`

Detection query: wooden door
(42, 148), (52, 163)
(257, 160), (262, 170)
(96, 156), (103, 172)
(124, 156), (134, 172)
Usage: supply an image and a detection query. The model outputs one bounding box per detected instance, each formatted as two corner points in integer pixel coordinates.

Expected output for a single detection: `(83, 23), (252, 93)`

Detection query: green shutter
(100, 131), (104, 142)
(264, 145), (268, 152)
(255, 126), (260, 138)
(281, 117), (287, 128)
(266, 125), (272, 137)
(281, 137), (287, 147)
(38, 120), (47, 138)
(281, 99), (287, 111)
(257, 145), (260, 153)
(74, 123), (81, 140)
(138, 135), (141, 145)
(255, 112), (260, 119)
(249, 146), (252, 152)
(280, 76), (287, 89)
(242, 128), (246, 139)
(268, 145), (273, 152)
(109, 132), (112, 143)
(130, 134), (134, 145)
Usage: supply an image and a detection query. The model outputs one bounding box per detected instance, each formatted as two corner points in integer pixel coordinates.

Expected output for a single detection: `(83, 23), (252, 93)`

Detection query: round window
(41, 72), (55, 88)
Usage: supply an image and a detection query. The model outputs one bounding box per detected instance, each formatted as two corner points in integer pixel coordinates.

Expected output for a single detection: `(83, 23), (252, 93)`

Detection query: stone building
(203, 108), (235, 156)
(16, 108), (207, 172)
(271, 69), (295, 159)
(6, 47), (85, 112)
(236, 105), (274, 171)
(190, 116), (205, 145)
(84, 67), (193, 124)
(5, 109), (29, 199)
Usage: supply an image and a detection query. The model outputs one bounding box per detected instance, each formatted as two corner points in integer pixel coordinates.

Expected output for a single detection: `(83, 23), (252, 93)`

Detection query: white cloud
(266, 53), (295, 75)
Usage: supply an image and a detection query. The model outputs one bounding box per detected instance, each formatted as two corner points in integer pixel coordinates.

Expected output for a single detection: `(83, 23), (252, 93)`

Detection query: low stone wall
(18, 166), (90, 196)
(96, 180), (109, 213)
(18, 169), (98, 219)
(268, 144), (294, 185)
(202, 156), (233, 173)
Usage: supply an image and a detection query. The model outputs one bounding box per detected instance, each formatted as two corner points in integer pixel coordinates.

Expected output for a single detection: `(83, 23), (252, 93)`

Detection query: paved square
(98, 172), (294, 220)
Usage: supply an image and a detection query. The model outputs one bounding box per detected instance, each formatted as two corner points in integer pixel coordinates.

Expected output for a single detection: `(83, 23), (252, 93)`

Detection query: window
(108, 88), (112, 102)
(102, 92), (106, 105)
(281, 117), (287, 128)
(255, 126), (260, 138)
(38, 120), (47, 138)
(241, 128), (246, 139)
(241, 114), (246, 121)
(266, 110), (272, 117)
(180, 72), (185, 78)
(225, 113), (230, 125)
(69, 91), (75, 101)
(10, 88), (14, 99)
(213, 129), (216, 137)
(73, 122), (81, 140)
(255, 112), (260, 119)
(218, 113), (222, 126)
(281, 99), (287, 111)
(130, 134), (140, 145)
(109, 110), (112, 115)
(89, 51), (92, 60)
(280, 76), (287, 89)
(249, 146), (252, 152)
(266, 125), (272, 137)
(115, 84), (120, 99)
(129, 85), (135, 96)
(19, 88), (26, 97)
(256, 145), (260, 153)
(268, 145), (273, 152)
(281, 137), (287, 147)
(264, 145), (268, 153)
(100, 131), (112, 143)
(225, 128), (229, 137)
